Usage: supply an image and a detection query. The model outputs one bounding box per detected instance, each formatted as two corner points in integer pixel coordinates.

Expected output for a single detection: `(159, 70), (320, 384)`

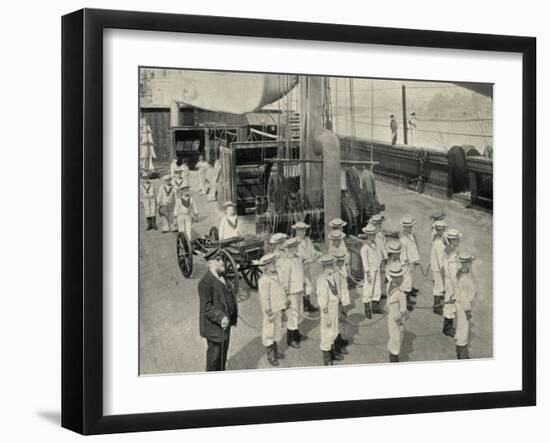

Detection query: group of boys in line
(140, 155), (216, 241)
(254, 212), (477, 366)
(143, 163), (478, 367)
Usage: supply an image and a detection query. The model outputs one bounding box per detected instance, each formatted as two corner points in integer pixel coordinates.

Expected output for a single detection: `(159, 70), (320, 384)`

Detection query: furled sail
(165, 71), (298, 114)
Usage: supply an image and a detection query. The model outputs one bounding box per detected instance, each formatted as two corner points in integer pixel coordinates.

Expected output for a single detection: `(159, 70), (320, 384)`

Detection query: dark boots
(364, 302), (373, 319)
(334, 334), (349, 355)
(456, 345), (470, 359)
(443, 317), (455, 337)
(389, 353), (399, 363)
(287, 330), (301, 348)
(330, 345), (344, 362)
(146, 217), (153, 230)
(433, 296), (443, 315)
(322, 351), (333, 366)
(295, 329), (307, 343)
(266, 344), (279, 366)
(372, 300), (385, 314)
(406, 292), (416, 311)
(303, 295), (320, 313)
(273, 342), (284, 359)
(150, 216), (158, 230)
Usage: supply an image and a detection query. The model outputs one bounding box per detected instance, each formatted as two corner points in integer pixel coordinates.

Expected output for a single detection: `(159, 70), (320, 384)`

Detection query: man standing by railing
(390, 114), (399, 145)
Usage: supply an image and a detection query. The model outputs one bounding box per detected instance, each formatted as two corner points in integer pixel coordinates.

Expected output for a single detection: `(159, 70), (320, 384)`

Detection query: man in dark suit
(198, 249), (238, 371)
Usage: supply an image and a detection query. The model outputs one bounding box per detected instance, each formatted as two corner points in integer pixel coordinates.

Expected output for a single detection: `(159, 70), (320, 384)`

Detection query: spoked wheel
(241, 265), (262, 290)
(220, 249), (239, 296)
(176, 232), (193, 278)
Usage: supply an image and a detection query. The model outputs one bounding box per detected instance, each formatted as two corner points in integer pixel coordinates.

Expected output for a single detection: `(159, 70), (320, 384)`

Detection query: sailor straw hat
(400, 216), (417, 227)
(458, 252), (476, 263)
(252, 252), (278, 266)
(162, 174), (172, 182)
(223, 201), (236, 208)
(445, 228), (463, 240)
(269, 233), (288, 245)
(369, 214), (386, 224)
(361, 223), (379, 235)
(328, 230), (346, 240)
(284, 237), (300, 248)
(433, 220), (448, 230)
(319, 254), (337, 267)
(386, 240), (402, 254)
(386, 261), (405, 277)
(291, 221), (310, 230)
(328, 218), (347, 228)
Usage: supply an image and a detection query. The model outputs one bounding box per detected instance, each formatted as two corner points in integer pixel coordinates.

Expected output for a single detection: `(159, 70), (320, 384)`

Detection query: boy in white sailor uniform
(255, 253), (290, 366)
(430, 211), (446, 240)
(140, 177), (158, 231)
(386, 262), (408, 363)
(327, 230), (349, 266)
(317, 255), (344, 365)
(442, 228), (463, 337)
(360, 223), (385, 318)
(196, 154), (210, 194)
(332, 250), (351, 355)
(156, 175), (176, 233)
(400, 216), (420, 310)
(385, 240), (402, 287)
(431, 220), (448, 315)
(369, 214), (388, 296)
(293, 221), (321, 313)
(218, 201), (241, 241)
(172, 164), (189, 194)
(455, 252), (477, 359)
(270, 232), (288, 255)
(174, 186), (198, 241)
(277, 237), (307, 349)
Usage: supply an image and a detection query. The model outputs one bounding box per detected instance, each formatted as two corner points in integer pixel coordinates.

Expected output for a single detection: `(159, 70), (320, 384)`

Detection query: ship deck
(139, 170), (493, 375)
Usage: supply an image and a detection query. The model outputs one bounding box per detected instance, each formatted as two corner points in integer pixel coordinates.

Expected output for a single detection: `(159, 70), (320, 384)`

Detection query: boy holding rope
(400, 216), (420, 311)
(277, 236), (307, 349)
(360, 223), (385, 319)
(293, 221), (321, 313)
(431, 220), (448, 315)
(386, 261), (409, 363)
(442, 229), (463, 337)
(332, 250), (351, 355)
(369, 213), (388, 296)
(255, 252), (290, 367)
(455, 252), (477, 359)
(317, 255), (344, 366)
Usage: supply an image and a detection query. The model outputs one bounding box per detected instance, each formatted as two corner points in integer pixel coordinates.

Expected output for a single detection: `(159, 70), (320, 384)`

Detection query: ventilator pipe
(311, 127), (341, 241)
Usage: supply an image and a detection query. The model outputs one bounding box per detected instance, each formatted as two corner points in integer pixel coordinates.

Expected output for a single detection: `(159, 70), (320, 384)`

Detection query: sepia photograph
(138, 67), (493, 375)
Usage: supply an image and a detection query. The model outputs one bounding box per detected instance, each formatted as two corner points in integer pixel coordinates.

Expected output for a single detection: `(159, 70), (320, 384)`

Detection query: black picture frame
(61, 8), (536, 435)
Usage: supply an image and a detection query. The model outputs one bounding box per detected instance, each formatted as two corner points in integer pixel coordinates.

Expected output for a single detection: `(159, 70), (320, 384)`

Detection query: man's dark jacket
(198, 270), (238, 342)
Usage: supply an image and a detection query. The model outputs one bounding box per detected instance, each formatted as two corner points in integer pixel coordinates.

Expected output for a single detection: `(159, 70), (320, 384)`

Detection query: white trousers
(362, 270), (381, 303)
(143, 200), (156, 218)
(454, 301), (469, 346)
(387, 315), (405, 355)
(432, 270), (445, 296)
(286, 291), (304, 330)
(320, 300), (339, 351)
(177, 214), (193, 240)
(402, 263), (415, 292)
(262, 310), (286, 347)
